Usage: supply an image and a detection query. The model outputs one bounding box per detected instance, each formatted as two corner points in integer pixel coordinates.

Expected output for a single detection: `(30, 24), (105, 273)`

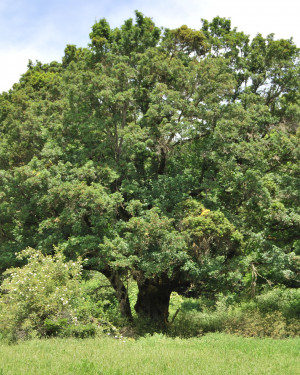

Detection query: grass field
(0, 333), (299, 375)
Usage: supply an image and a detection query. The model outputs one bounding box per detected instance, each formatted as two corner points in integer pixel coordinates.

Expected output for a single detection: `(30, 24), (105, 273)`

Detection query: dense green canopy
(0, 12), (299, 323)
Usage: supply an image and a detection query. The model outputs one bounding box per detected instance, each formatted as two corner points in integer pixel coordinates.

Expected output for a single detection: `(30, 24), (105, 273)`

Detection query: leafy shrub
(80, 271), (122, 325)
(168, 310), (226, 338)
(62, 323), (97, 338)
(224, 310), (300, 338)
(0, 248), (99, 342)
(44, 318), (69, 336)
(167, 288), (300, 338)
(254, 288), (300, 319)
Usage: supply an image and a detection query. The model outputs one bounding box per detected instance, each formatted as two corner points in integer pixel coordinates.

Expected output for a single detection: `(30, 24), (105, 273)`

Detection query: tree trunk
(135, 279), (173, 326)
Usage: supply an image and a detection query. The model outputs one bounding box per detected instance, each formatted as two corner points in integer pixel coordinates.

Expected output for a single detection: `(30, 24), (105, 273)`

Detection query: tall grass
(0, 333), (299, 375)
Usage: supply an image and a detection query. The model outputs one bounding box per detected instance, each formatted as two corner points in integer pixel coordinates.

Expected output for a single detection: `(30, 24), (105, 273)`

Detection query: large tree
(0, 12), (299, 325)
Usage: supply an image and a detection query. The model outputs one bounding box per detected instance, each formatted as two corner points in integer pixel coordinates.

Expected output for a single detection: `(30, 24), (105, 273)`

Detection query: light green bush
(0, 248), (99, 341)
(80, 271), (121, 325)
(254, 288), (300, 319)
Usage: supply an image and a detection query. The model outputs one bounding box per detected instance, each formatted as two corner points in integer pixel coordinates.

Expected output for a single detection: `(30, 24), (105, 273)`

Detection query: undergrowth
(167, 288), (300, 339)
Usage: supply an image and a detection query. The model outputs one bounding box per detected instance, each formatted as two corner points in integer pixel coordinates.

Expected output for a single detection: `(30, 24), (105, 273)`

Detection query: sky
(1, 0), (299, 93)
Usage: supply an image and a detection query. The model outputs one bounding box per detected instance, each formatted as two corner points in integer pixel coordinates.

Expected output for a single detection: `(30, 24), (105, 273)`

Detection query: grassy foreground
(0, 333), (299, 375)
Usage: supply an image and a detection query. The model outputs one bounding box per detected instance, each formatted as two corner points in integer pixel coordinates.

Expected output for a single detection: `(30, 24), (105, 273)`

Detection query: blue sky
(1, 0), (299, 92)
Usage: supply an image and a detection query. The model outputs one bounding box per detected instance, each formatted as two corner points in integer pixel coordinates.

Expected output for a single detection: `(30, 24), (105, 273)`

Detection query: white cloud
(140, 0), (300, 42)
(1, 0), (299, 92)
(203, 0), (300, 41)
(1, 49), (30, 92)
(0, 21), (71, 92)
(1, 46), (63, 93)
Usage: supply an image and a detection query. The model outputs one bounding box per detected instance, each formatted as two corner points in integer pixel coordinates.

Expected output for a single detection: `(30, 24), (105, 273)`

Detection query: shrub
(0, 248), (98, 342)
(167, 289), (300, 338)
(224, 310), (300, 338)
(80, 271), (121, 325)
(62, 323), (97, 338)
(254, 288), (300, 319)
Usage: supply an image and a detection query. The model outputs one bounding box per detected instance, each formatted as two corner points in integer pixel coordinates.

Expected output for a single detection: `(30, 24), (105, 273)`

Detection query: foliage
(80, 271), (125, 326)
(167, 288), (300, 338)
(0, 248), (100, 341)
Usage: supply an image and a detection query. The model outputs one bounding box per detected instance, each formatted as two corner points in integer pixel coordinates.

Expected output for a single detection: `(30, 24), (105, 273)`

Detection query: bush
(224, 310), (300, 338)
(254, 288), (300, 319)
(0, 248), (100, 342)
(62, 323), (97, 338)
(44, 318), (69, 336)
(167, 289), (300, 338)
(80, 271), (121, 325)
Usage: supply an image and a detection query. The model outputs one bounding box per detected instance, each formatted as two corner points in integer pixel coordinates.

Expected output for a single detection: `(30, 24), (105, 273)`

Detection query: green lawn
(0, 333), (299, 375)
